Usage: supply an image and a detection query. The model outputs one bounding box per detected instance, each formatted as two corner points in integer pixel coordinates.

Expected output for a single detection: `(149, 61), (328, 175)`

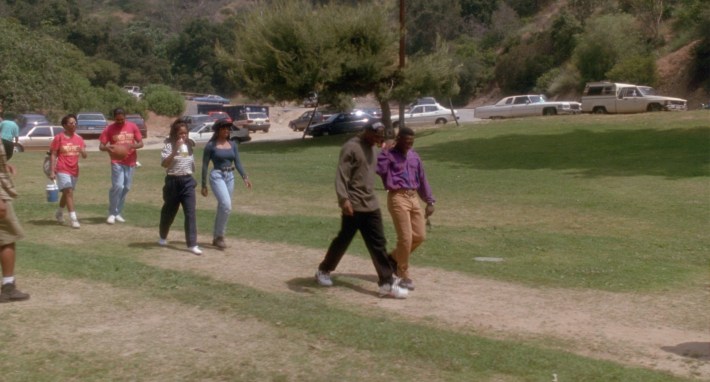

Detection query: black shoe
(0, 282), (30, 303)
(212, 236), (227, 250)
(399, 278), (415, 291)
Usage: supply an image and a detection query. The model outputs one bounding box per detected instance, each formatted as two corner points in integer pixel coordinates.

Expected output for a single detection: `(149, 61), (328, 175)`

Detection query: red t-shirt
(50, 133), (85, 177)
(99, 121), (143, 166)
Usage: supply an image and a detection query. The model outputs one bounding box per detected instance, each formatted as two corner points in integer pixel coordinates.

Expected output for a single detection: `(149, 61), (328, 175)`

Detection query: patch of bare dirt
(135, 233), (710, 380)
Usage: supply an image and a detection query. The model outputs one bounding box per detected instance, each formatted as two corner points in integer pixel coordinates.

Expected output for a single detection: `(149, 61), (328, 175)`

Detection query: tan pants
(387, 190), (426, 279)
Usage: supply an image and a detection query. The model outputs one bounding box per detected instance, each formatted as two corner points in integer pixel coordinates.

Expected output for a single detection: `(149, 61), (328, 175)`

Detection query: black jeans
(159, 175), (197, 247)
(319, 209), (397, 286)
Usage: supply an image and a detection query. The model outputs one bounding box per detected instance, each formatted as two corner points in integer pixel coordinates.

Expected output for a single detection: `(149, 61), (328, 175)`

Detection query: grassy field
(1, 111), (707, 381)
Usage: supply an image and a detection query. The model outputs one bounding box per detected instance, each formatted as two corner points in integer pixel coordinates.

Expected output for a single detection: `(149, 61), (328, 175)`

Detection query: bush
(144, 85), (184, 117)
(605, 54), (658, 86)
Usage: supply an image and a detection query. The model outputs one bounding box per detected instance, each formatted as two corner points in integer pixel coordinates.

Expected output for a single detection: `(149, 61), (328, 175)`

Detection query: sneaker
(212, 236), (227, 250)
(378, 279), (409, 299)
(115, 215), (126, 223)
(55, 210), (64, 223)
(399, 278), (415, 291)
(190, 246), (203, 255)
(315, 270), (333, 287)
(106, 215), (116, 224)
(0, 282), (30, 303)
(158, 238), (168, 246)
(71, 219), (81, 229)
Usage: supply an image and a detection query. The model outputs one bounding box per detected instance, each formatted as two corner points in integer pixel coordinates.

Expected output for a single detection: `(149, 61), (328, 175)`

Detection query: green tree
(224, 0), (459, 129)
(0, 18), (92, 115)
(573, 14), (647, 85)
(167, 19), (237, 94)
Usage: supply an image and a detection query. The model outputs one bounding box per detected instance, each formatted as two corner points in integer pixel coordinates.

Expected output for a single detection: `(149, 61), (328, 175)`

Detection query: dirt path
(135, 232), (710, 380)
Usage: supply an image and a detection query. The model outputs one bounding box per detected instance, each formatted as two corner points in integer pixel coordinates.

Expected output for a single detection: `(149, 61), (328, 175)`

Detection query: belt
(167, 173), (192, 178)
(390, 189), (417, 196)
(214, 166), (235, 173)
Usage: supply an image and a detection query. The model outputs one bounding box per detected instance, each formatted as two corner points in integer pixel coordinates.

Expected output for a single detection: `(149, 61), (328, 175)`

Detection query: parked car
(193, 94), (230, 104)
(392, 103), (458, 128)
(305, 112), (376, 137)
(289, 110), (325, 131)
(16, 113), (50, 129)
(75, 112), (108, 139)
(303, 92), (318, 108)
(188, 122), (216, 146)
(125, 114), (147, 138)
(188, 121), (251, 147)
(207, 111), (232, 123)
(354, 107), (382, 118)
(182, 114), (212, 131)
(581, 82), (687, 114)
(235, 111), (270, 133)
(474, 95), (581, 119)
(408, 97), (437, 109)
(15, 125), (63, 152)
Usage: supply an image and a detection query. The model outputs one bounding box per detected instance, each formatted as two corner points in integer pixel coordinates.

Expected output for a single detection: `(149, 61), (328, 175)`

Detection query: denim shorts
(56, 172), (78, 190)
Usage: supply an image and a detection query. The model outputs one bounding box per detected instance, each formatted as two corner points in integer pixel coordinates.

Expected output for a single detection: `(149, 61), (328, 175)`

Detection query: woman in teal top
(200, 120), (252, 249)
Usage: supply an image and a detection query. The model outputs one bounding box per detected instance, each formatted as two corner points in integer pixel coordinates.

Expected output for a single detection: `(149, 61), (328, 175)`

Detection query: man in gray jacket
(315, 122), (408, 299)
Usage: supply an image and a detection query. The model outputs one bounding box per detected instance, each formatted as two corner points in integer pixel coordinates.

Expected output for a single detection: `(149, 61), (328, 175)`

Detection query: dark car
(289, 110), (324, 131)
(16, 113), (50, 129)
(76, 112), (108, 139)
(305, 111), (376, 137)
(125, 114), (147, 138)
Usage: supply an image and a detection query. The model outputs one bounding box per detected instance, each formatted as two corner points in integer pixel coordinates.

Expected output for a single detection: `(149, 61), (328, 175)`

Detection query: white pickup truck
(581, 82), (687, 114)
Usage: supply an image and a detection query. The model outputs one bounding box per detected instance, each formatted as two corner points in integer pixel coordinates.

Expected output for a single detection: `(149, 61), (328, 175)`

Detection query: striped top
(161, 142), (194, 176)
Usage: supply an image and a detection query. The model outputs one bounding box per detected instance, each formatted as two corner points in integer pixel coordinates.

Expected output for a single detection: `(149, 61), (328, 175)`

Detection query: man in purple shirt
(376, 127), (435, 291)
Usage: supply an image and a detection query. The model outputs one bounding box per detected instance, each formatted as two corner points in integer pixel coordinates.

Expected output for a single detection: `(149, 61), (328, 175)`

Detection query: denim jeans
(209, 169), (234, 237)
(108, 163), (134, 216)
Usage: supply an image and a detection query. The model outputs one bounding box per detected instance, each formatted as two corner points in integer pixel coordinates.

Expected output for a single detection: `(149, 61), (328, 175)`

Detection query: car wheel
(592, 107), (607, 114)
(289, 123), (295, 131)
(543, 108), (557, 116)
(435, 118), (447, 125)
(647, 103), (663, 112)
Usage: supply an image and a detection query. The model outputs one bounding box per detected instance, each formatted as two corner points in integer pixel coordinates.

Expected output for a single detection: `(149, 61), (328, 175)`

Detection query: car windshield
(638, 86), (656, 96)
(78, 114), (105, 120)
(190, 124), (209, 132)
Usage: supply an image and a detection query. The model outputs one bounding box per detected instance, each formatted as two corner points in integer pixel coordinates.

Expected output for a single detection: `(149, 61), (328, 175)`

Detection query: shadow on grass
(286, 274), (379, 297)
(420, 127), (710, 178)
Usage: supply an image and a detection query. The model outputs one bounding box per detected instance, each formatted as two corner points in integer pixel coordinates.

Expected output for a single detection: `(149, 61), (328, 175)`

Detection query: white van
(581, 82), (687, 114)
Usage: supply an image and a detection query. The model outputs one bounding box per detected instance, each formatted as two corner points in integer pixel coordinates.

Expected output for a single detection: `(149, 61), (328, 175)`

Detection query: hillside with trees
(0, 0), (708, 121)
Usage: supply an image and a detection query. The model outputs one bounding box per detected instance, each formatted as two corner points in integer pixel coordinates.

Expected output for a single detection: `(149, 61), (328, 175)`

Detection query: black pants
(319, 209), (397, 286)
(159, 175), (197, 247)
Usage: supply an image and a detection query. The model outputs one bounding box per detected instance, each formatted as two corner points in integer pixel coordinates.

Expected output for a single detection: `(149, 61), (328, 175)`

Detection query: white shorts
(56, 172), (78, 190)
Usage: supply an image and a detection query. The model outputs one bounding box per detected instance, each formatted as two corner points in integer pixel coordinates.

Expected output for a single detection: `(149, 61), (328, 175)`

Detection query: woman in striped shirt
(158, 119), (202, 255)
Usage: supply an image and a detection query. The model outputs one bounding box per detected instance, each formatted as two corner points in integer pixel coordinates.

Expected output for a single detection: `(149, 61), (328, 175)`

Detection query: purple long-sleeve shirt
(376, 148), (435, 205)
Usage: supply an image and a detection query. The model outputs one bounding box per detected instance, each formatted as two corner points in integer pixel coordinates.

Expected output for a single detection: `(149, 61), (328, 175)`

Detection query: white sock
(70, 211), (77, 220)
(2, 276), (15, 285)
(57, 208), (63, 215)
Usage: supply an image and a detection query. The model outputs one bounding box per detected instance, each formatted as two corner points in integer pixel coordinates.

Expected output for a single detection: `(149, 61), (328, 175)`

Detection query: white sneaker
(315, 270), (333, 287)
(158, 238), (168, 246)
(107, 215), (116, 224)
(115, 215), (126, 223)
(71, 219), (80, 229)
(378, 278), (409, 299)
(55, 210), (64, 223)
(190, 246), (203, 255)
